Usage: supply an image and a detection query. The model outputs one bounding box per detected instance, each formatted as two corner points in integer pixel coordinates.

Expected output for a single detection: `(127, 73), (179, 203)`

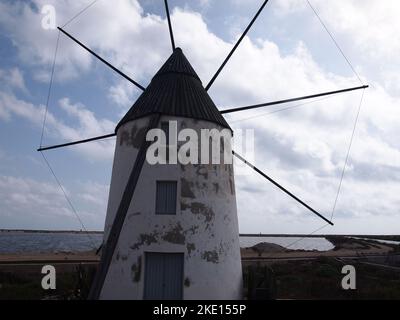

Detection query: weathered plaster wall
(100, 115), (242, 300)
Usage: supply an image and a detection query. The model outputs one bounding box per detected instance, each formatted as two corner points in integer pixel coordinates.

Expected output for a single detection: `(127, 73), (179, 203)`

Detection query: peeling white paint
(100, 115), (242, 300)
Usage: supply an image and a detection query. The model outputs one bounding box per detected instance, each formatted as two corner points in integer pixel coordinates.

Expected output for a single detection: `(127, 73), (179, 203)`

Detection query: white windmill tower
(96, 48), (243, 299)
(38, 0), (368, 300)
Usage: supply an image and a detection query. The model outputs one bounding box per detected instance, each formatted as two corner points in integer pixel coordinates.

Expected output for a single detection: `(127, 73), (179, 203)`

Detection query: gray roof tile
(116, 48), (230, 131)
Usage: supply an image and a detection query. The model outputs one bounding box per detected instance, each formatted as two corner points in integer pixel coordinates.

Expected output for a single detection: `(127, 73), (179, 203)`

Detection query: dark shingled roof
(115, 48), (230, 131)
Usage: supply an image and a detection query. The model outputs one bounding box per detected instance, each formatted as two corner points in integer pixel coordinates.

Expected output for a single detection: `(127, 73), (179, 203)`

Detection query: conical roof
(116, 48), (230, 131)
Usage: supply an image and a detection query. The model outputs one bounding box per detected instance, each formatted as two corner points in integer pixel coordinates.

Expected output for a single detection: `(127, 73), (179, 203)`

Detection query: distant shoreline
(240, 234), (400, 241)
(0, 229), (103, 234)
(0, 230), (398, 240)
(239, 234), (400, 237)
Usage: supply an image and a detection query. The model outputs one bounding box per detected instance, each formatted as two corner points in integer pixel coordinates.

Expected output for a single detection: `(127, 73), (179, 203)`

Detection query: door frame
(143, 252), (185, 300)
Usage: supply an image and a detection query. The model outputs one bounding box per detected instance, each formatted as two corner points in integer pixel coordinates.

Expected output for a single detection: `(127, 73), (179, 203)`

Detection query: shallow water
(0, 232), (335, 254)
(0, 232), (103, 254)
(348, 236), (400, 245)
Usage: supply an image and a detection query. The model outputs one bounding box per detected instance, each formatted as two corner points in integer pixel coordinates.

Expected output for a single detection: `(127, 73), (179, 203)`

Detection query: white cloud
(78, 181), (109, 208)
(0, 90), (45, 125)
(309, 0), (400, 63)
(9, 68), (27, 91)
(0, 2), (88, 82)
(0, 68), (27, 93)
(0, 90), (115, 160)
(0, 175), (68, 217)
(108, 80), (136, 112)
(0, 175), (106, 230)
(0, 0), (171, 83)
(58, 98), (115, 136)
(274, 0), (400, 95)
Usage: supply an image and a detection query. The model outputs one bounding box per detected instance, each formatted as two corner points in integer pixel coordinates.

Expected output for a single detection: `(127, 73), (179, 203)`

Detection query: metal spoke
(220, 85), (368, 114)
(205, 0), (269, 91)
(233, 150), (334, 225)
(58, 27), (145, 91)
(164, 0), (175, 51)
(37, 133), (116, 152)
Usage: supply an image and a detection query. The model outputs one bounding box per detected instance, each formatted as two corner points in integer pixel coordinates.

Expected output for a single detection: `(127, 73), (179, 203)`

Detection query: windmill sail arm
(164, 0), (175, 52)
(205, 0), (269, 91)
(37, 133), (116, 152)
(36, 85), (367, 152)
(232, 150), (334, 226)
(220, 85), (368, 114)
(57, 27), (146, 91)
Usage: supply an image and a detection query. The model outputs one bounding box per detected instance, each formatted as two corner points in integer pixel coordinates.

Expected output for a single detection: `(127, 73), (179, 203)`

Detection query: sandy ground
(241, 240), (395, 260)
(0, 251), (100, 264)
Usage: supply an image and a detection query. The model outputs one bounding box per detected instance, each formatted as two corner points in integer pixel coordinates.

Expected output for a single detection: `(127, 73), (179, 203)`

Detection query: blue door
(144, 252), (184, 299)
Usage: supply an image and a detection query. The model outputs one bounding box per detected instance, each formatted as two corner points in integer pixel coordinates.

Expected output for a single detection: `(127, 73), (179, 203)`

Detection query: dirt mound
(250, 242), (287, 253)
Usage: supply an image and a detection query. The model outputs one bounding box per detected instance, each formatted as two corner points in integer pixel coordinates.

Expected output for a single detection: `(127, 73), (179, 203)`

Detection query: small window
(156, 181), (177, 215)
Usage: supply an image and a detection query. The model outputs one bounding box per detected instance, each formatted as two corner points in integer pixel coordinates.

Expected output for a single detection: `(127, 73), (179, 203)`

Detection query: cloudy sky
(0, 0), (399, 234)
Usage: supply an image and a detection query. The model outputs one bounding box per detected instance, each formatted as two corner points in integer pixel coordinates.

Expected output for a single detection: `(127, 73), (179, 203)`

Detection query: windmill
(38, 0), (368, 299)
